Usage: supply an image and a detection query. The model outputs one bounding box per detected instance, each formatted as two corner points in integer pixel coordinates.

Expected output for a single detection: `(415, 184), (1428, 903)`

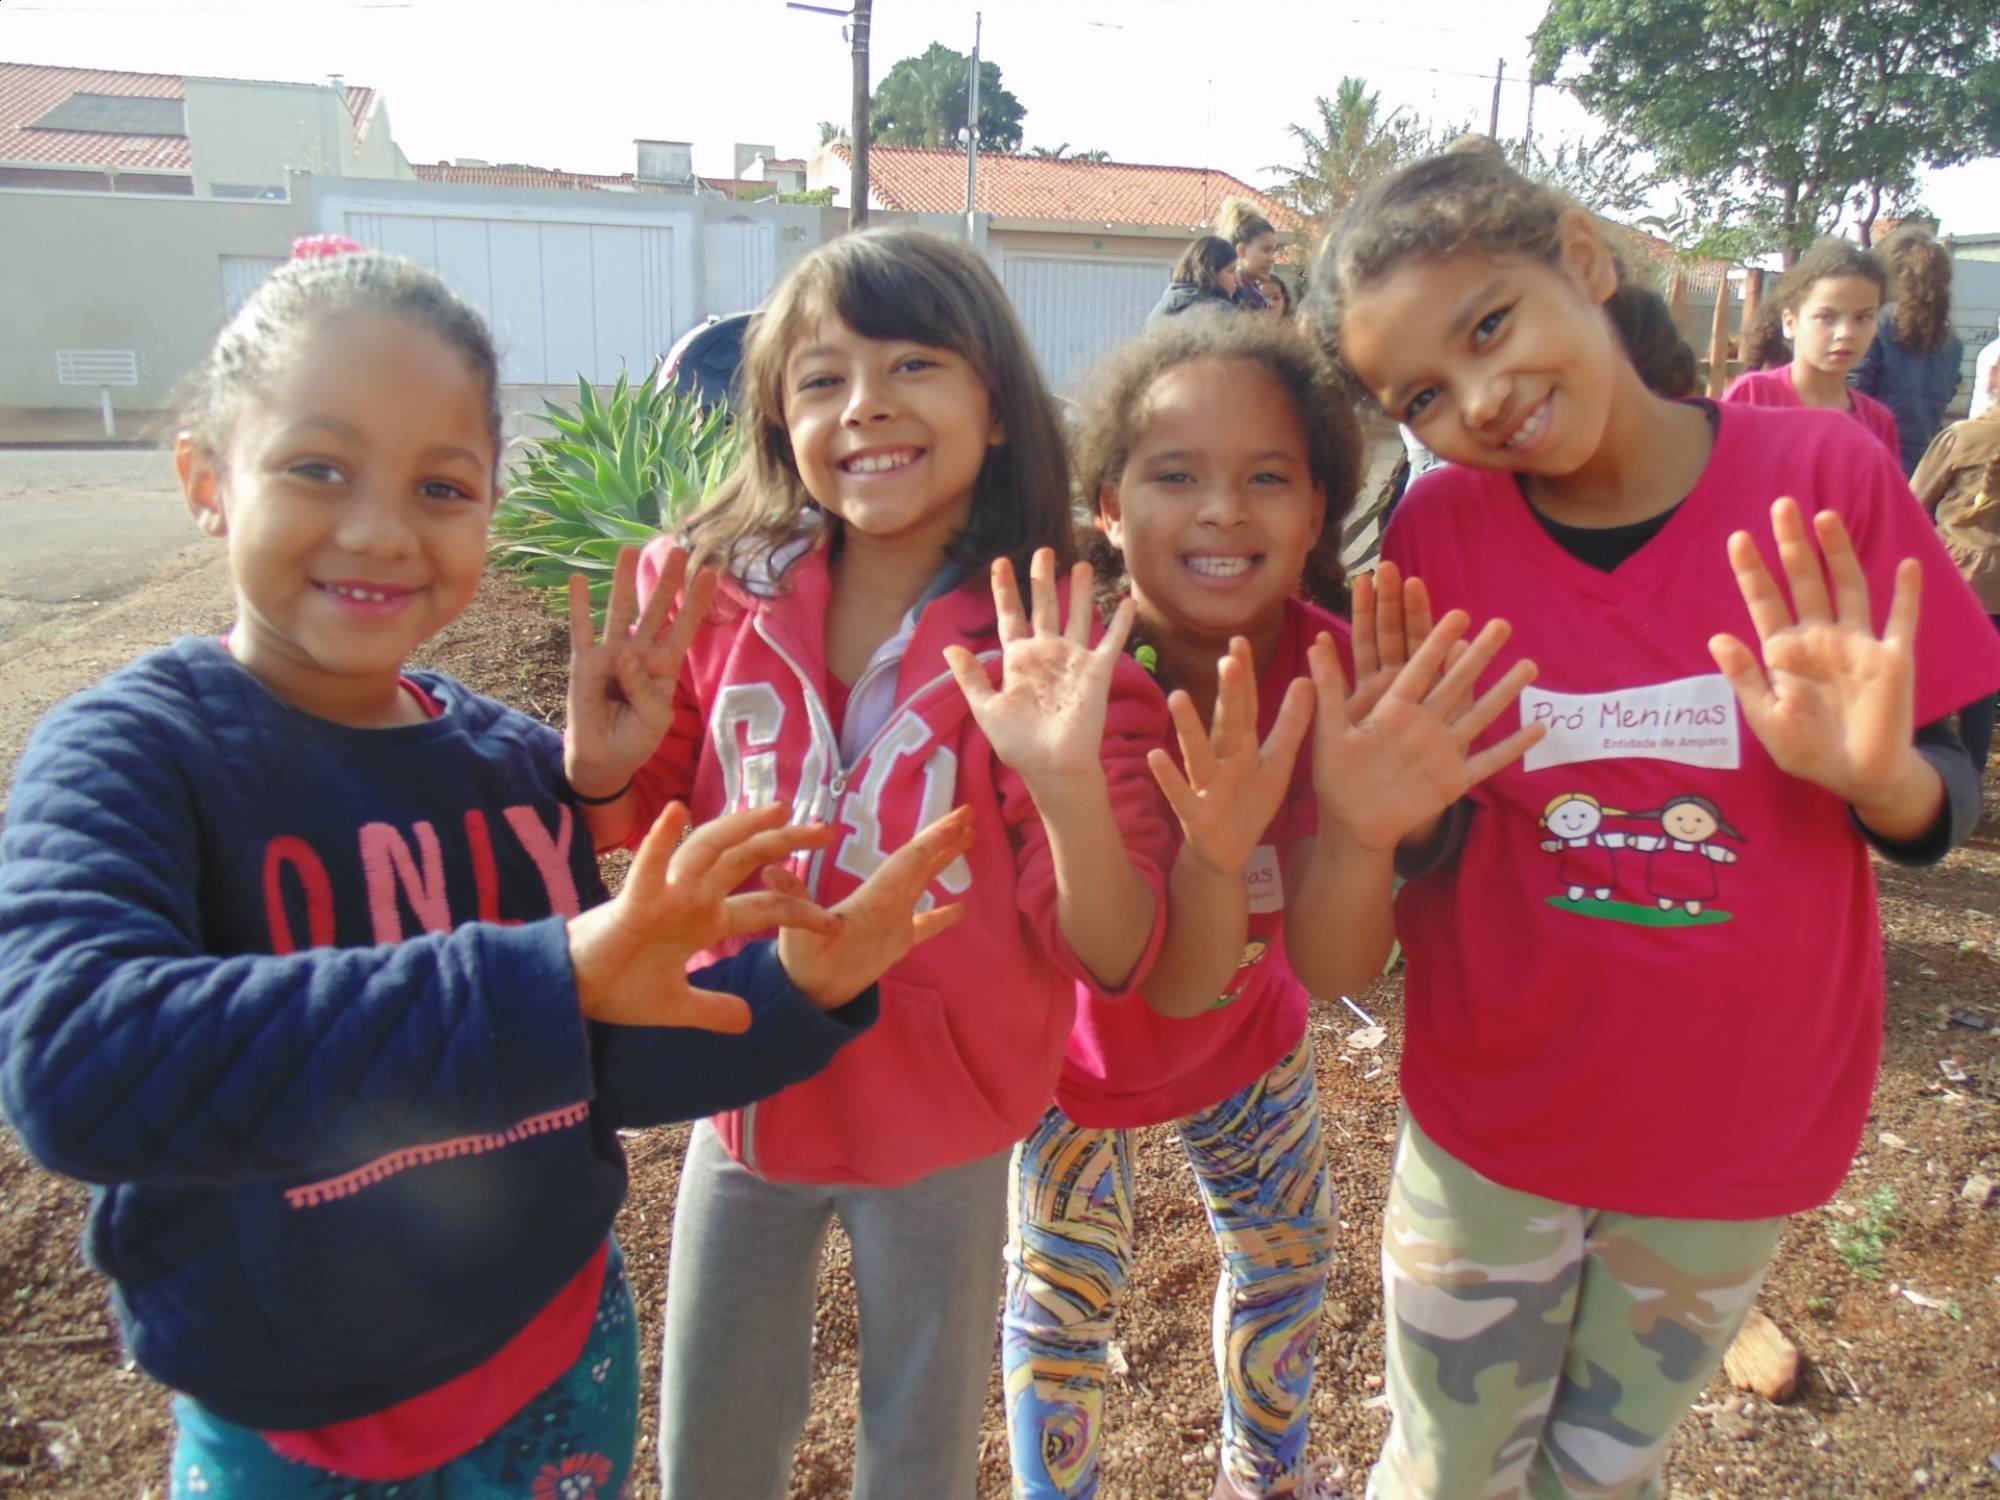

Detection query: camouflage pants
(1367, 1109), (1784, 1500)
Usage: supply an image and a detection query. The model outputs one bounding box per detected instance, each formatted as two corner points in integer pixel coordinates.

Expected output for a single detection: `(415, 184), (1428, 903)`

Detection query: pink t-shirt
(1057, 598), (1348, 1129)
(1722, 364), (1901, 461)
(1383, 404), (2000, 1219)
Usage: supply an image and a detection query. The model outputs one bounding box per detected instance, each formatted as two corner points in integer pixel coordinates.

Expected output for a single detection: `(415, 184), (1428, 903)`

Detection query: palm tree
(817, 120), (849, 147)
(1030, 143), (1071, 158)
(1073, 149), (1111, 163)
(1270, 77), (1434, 237)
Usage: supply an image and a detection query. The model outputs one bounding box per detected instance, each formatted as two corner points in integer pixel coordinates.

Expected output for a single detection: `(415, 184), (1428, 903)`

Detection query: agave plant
(492, 366), (740, 620)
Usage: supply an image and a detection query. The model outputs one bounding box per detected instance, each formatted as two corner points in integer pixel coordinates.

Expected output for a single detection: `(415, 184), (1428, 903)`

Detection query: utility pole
(1523, 79), (1536, 157)
(851, 0), (872, 229)
(1488, 57), (1505, 139)
(965, 10), (981, 242)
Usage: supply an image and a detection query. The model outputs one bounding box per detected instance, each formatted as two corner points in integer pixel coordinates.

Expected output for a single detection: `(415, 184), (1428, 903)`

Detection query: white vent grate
(56, 349), (142, 386)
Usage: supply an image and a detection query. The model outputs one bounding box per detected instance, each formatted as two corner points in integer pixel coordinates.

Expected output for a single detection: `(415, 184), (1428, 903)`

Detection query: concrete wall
(0, 187), (310, 410)
(186, 79), (346, 197)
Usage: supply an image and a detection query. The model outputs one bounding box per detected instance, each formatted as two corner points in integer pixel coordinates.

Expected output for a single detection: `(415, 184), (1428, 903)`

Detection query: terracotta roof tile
(0, 61), (188, 169)
(826, 144), (1299, 231)
(0, 60), (377, 171)
(414, 161), (639, 191)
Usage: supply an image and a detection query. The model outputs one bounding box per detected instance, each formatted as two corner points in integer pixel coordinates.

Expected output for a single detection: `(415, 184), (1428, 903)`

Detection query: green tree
(1269, 77), (1440, 242)
(870, 42), (1027, 152)
(816, 120), (849, 146)
(1531, 0), (2000, 260)
(1028, 143), (1111, 162)
(1512, 135), (1657, 218)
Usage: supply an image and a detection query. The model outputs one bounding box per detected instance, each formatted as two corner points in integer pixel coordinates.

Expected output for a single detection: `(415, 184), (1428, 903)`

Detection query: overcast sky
(7, 0), (1997, 237)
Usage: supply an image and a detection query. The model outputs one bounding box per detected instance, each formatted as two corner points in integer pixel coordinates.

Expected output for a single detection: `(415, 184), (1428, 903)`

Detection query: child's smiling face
(1663, 802), (1719, 841)
(1099, 357), (1325, 658)
(179, 309), (497, 727)
(781, 316), (1003, 561)
(1340, 213), (1626, 480)
(1546, 798), (1603, 839)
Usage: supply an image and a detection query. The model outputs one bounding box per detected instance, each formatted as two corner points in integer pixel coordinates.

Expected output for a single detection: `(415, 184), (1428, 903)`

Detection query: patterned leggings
(168, 1247), (639, 1500)
(1366, 1110), (1785, 1500)
(1002, 1036), (1335, 1499)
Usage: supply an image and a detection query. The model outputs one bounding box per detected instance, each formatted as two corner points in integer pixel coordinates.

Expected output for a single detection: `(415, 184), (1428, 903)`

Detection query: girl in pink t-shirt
(1723, 237), (1901, 458)
(1001, 313), (1541, 1500)
(1309, 151), (2000, 1498)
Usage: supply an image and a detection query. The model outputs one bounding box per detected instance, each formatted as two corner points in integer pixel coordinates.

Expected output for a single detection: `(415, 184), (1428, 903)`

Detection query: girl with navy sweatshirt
(0, 247), (968, 1499)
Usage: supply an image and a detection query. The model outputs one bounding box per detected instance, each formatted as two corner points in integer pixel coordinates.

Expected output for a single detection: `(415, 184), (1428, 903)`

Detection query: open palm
(770, 808), (978, 1009)
(944, 550), (1135, 791)
(1310, 614), (1544, 854)
(1708, 498), (1919, 802)
(1149, 638), (1314, 876)
(565, 545), (718, 797)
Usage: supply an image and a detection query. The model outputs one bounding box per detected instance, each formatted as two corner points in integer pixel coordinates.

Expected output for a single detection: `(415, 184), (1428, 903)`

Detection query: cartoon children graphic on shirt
(1211, 938), (1271, 1010)
(1629, 795), (1743, 915)
(1538, 792), (1628, 901)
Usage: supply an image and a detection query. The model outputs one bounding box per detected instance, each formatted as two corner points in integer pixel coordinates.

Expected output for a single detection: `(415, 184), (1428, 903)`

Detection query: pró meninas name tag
(1244, 845), (1284, 915)
(1521, 674), (1741, 773)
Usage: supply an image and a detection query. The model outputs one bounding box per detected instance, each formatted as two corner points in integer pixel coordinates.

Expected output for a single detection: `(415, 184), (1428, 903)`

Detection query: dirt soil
(1, 567), (1998, 1498)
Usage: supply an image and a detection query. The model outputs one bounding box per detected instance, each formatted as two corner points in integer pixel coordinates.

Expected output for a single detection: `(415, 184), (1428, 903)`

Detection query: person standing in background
(1215, 198), (1279, 313)
(1972, 315), (2000, 421)
(1854, 229), (1964, 474)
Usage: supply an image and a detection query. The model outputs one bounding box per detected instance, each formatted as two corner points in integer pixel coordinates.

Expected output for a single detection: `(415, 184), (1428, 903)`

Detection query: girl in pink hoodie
(564, 227), (1176, 1499)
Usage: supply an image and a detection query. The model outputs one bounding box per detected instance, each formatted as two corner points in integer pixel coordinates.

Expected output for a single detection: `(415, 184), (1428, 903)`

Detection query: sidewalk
(0, 406), (171, 448)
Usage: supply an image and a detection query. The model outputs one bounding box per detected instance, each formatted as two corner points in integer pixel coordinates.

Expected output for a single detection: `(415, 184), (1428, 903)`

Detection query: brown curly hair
(1881, 229), (1954, 357)
(1074, 314), (1363, 619)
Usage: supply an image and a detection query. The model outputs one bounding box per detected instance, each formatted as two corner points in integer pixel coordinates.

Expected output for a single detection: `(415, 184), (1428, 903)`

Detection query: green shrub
(492, 366), (740, 621)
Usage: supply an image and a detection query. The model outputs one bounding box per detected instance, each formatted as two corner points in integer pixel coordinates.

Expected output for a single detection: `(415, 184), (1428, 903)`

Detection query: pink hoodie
(627, 537), (1174, 1187)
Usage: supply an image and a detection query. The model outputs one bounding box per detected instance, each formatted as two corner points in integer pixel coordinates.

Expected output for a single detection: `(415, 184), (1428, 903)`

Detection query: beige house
(1, 61), (412, 426)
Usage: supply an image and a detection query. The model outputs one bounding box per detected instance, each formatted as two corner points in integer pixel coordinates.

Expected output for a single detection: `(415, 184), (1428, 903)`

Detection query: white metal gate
(342, 211), (678, 386)
(705, 219), (778, 318)
(1000, 252), (1176, 393)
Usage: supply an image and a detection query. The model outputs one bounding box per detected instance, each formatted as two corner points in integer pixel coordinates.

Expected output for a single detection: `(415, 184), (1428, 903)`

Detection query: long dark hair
(1075, 314), (1362, 617)
(1171, 236), (1238, 296)
(1304, 150), (1697, 400)
(681, 227), (1075, 584)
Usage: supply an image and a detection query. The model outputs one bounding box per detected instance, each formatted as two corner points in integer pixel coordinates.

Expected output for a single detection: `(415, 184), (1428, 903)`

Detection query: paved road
(0, 449), (202, 643)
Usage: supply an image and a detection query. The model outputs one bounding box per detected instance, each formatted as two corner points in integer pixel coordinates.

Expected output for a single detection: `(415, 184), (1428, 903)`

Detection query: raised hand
(1148, 638), (1315, 876)
(1346, 560), (1438, 721)
(1707, 497), (1920, 804)
(564, 545), (719, 799)
(566, 802), (838, 1031)
(1308, 616), (1544, 854)
(942, 550), (1136, 795)
(767, 808), (978, 1009)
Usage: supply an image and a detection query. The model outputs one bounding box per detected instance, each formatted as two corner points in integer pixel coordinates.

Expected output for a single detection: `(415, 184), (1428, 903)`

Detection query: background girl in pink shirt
(563, 228), (1175, 1500)
(1310, 150), (2000, 1498)
(1723, 238), (1901, 459)
(1002, 314), (1541, 1500)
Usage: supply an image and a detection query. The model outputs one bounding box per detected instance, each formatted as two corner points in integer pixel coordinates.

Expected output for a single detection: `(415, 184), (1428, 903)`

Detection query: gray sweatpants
(656, 1119), (1011, 1500)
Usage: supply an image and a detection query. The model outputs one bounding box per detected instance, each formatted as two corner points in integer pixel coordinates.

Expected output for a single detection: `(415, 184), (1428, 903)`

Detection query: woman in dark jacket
(1148, 236), (1239, 324)
(1853, 230), (1965, 474)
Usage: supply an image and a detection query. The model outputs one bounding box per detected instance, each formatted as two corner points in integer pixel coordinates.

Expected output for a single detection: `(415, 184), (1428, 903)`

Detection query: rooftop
(0, 59), (376, 171)
(821, 143), (1300, 231)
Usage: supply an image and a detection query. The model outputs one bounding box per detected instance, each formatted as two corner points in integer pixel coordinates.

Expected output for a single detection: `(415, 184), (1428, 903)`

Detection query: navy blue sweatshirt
(0, 638), (876, 1429)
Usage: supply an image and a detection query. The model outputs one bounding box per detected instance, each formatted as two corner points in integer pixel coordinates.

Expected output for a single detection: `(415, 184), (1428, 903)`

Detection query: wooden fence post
(1706, 270), (1732, 398)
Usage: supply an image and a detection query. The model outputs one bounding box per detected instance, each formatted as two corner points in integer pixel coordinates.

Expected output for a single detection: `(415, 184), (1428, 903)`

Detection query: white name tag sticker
(1244, 844), (1284, 915)
(1521, 674), (1741, 772)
